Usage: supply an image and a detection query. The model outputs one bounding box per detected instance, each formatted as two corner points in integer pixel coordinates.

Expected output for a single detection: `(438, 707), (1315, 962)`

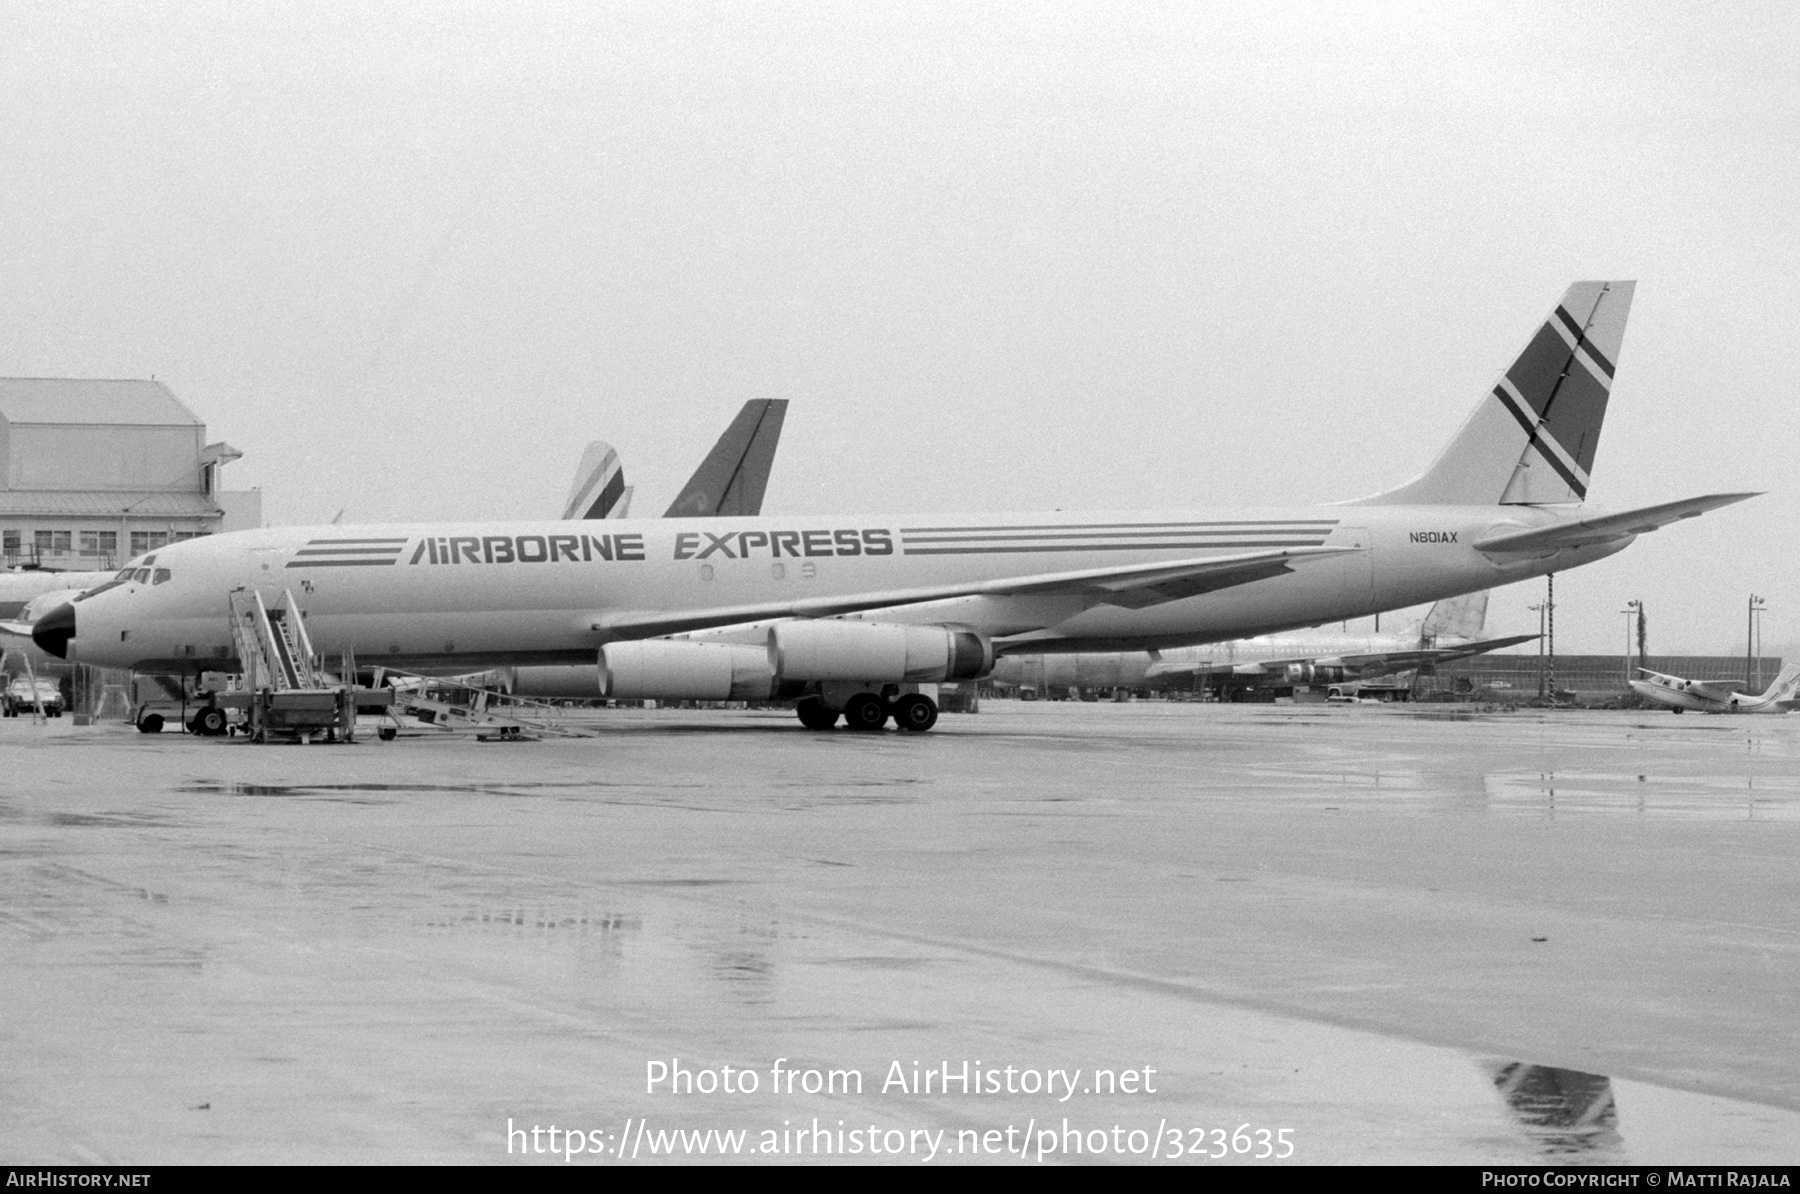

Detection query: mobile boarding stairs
(221, 589), (592, 743)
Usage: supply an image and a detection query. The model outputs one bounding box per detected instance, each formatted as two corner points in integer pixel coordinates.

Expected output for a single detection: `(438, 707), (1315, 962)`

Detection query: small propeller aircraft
(1629, 664), (1800, 714)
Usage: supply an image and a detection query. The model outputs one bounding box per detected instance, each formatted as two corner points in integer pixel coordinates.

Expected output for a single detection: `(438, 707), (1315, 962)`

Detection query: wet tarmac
(2, 702), (1797, 1164)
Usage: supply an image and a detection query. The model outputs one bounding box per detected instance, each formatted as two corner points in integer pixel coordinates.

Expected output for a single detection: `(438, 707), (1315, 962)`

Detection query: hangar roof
(0, 379), (203, 427)
(0, 491), (221, 518)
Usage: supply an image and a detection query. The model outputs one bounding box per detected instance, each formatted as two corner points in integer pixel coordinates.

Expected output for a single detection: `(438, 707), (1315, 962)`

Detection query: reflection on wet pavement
(1491, 1062), (1622, 1157)
(2, 704), (1797, 1163)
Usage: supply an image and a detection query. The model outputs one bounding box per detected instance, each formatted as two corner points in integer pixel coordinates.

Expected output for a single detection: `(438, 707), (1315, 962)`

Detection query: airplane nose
(32, 601), (75, 659)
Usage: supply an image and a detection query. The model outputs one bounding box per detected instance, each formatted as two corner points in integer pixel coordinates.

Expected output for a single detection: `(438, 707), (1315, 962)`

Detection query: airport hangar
(0, 378), (259, 581)
(0, 379), (259, 715)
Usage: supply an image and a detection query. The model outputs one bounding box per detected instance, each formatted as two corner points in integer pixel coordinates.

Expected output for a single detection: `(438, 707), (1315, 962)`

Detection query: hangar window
(79, 531), (118, 560)
(2, 530), (18, 558)
(35, 530), (72, 554)
(130, 531), (170, 555)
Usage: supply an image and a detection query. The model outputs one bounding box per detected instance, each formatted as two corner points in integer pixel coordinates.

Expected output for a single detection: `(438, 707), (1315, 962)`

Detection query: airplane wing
(664, 399), (788, 518)
(595, 545), (1359, 640)
(1144, 632), (1540, 679)
(1325, 633), (1543, 671)
(1635, 667), (1740, 704)
(1473, 493), (1759, 554)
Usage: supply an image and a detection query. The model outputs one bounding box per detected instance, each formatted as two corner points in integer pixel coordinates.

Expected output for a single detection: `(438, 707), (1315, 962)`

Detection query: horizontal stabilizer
(1473, 493), (1759, 554)
(595, 546), (1356, 640)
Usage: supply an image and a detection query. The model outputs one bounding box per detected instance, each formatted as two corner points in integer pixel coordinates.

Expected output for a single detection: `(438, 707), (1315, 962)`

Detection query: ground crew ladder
(383, 669), (596, 738)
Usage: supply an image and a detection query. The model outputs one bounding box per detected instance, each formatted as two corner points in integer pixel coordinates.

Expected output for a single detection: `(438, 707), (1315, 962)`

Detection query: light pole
(1546, 573), (1557, 703)
(1748, 595), (1767, 689)
(1528, 601), (1547, 698)
(1622, 599), (1640, 686)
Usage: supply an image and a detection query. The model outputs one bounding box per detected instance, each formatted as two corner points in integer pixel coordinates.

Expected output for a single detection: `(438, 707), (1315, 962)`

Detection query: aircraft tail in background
(1355, 281), (1634, 507)
(561, 442), (633, 520)
(664, 399), (787, 518)
(1418, 591), (1489, 642)
(1761, 663), (1800, 708)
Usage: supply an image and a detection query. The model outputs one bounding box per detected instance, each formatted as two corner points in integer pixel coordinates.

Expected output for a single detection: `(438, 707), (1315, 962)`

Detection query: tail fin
(1418, 590), (1490, 642)
(1354, 281), (1634, 506)
(1760, 663), (1800, 705)
(562, 441), (632, 520)
(664, 399), (788, 518)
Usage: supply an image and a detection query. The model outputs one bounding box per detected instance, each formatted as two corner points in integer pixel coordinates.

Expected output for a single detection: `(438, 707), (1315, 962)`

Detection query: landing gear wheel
(1672, 707), (1684, 714)
(892, 693), (939, 732)
(795, 697), (840, 730)
(137, 713), (164, 734)
(843, 692), (889, 731)
(195, 707), (228, 737)
(378, 726), (398, 741)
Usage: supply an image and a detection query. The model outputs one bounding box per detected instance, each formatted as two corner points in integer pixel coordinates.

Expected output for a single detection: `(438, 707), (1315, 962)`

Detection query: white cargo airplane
(33, 282), (1757, 732)
(991, 590), (1534, 694)
(1629, 664), (1800, 714)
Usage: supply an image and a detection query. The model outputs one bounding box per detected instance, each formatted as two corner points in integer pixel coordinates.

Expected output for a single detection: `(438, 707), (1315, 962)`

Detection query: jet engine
(508, 665), (609, 700)
(768, 621), (992, 683)
(1284, 662), (1348, 685)
(600, 641), (774, 700)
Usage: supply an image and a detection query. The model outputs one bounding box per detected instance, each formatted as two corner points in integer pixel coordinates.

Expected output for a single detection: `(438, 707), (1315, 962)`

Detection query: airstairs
(222, 590), (586, 742)
(225, 589), (391, 743)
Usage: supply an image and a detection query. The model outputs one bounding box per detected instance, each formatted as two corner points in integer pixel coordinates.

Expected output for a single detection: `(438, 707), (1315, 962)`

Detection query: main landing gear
(795, 691), (939, 733)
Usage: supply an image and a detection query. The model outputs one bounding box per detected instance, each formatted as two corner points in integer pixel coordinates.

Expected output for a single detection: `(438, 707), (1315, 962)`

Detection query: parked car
(3, 677), (65, 717)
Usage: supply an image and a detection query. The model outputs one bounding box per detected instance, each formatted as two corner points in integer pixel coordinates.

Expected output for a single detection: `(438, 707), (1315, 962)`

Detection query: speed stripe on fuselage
(905, 540), (1330, 555)
(900, 520), (1337, 533)
(284, 558), (400, 567)
(904, 529), (1334, 544)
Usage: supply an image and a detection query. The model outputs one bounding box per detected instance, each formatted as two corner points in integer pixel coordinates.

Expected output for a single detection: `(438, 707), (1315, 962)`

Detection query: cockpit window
(152, 569), (171, 585)
(133, 568), (152, 584)
(115, 568), (134, 580)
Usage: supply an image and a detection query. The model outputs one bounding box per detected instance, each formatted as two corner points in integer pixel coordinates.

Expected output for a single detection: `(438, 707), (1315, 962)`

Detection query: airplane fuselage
(1628, 675), (1784, 714)
(51, 505), (1627, 676)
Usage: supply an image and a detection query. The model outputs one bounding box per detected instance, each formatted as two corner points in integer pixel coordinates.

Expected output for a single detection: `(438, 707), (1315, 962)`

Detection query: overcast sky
(3, 1), (1795, 656)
